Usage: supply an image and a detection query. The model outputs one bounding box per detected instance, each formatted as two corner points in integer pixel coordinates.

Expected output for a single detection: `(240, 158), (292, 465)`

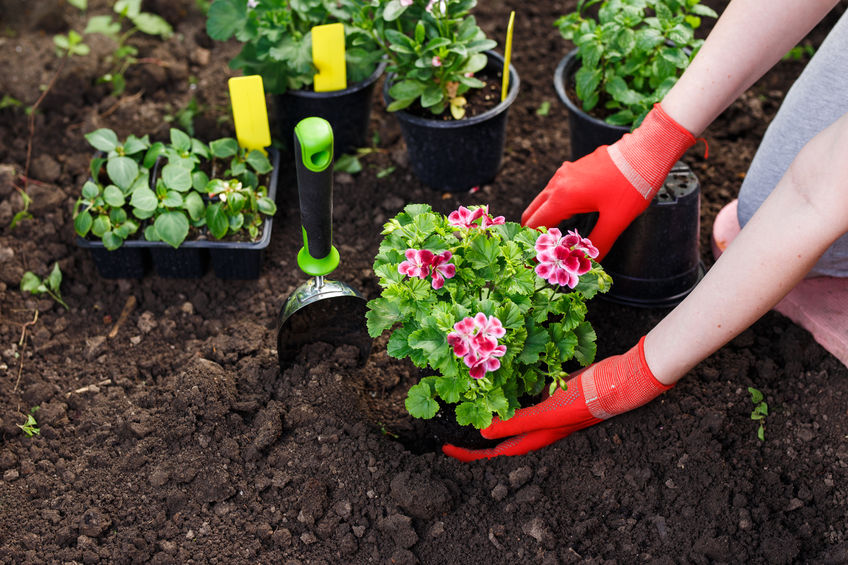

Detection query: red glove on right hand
(522, 104), (696, 260)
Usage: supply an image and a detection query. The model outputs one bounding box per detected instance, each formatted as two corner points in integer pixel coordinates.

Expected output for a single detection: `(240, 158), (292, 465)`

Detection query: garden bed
(0, 0), (846, 563)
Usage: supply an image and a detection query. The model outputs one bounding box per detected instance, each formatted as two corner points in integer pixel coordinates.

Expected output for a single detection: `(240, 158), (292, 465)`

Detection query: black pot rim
(282, 60), (388, 100)
(384, 50), (520, 129)
(554, 48), (629, 134)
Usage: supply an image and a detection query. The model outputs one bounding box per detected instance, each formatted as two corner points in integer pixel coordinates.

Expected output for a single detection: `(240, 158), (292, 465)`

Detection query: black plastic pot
(602, 161), (705, 307)
(554, 48), (629, 161)
(272, 62), (386, 156)
(384, 50), (519, 192)
(77, 148), (280, 279)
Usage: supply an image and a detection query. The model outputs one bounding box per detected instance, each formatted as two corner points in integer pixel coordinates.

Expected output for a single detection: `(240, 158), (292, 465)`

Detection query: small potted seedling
(358, 0), (520, 192)
(205, 0), (385, 155)
(366, 204), (610, 438)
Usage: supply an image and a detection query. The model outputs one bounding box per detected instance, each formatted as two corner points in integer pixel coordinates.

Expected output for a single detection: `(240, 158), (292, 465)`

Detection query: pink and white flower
(447, 313), (507, 379)
(477, 205), (505, 228)
(398, 248), (434, 279)
(447, 205), (483, 228)
(400, 0), (413, 5)
(535, 244), (592, 289)
(429, 250), (455, 289)
(431, 56), (442, 67)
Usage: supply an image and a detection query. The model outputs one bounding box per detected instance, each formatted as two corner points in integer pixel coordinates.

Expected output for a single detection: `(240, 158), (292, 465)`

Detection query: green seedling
(17, 406), (40, 437)
(536, 101), (551, 116)
(783, 44), (816, 62)
(20, 263), (69, 310)
(0, 94), (23, 110)
(10, 188), (33, 230)
(748, 386), (768, 441)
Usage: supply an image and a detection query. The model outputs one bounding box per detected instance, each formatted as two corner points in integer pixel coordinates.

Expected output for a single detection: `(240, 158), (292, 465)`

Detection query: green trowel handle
(294, 117), (339, 277)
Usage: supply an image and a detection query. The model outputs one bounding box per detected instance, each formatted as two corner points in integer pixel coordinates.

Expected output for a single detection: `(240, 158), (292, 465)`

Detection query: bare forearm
(662, 0), (839, 135)
(645, 112), (848, 384)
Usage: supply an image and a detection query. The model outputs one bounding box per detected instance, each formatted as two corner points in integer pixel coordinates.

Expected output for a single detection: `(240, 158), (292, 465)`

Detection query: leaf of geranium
(455, 401), (492, 430)
(518, 321), (549, 364)
(365, 297), (403, 337)
(107, 156), (138, 191)
(154, 211), (189, 249)
(435, 376), (467, 404)
(206, 0), (246, 40)
(386, 326), (413, 359)
(467, 235), (499, 274)
(85, 128), (118, 152)
(484, 387), (510, 419)
(550, 322), (578, 361)
(573, 321), (598, 366)
(408, 326), (452, 369)
(495, 300), (523, 331)
(405, 382), (439, 420)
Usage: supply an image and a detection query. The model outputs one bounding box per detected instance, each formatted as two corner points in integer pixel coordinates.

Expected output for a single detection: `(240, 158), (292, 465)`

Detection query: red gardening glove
(442, 336), (673, 462)
(522, 104), (696, 260)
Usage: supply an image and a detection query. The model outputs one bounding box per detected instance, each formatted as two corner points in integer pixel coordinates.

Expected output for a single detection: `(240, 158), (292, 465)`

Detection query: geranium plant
(557, 0), (717, 127)
(366, 204), (612, 429)
(74, 127), (276, 249)
(356, 0), (497, 119)
(205, 0), (382, 94)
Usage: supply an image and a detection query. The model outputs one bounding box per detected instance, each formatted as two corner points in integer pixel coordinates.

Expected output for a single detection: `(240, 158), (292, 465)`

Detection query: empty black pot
(384, 50), (519, 192)
(273, 61), (386, 156)
(602, 162), (705, 308)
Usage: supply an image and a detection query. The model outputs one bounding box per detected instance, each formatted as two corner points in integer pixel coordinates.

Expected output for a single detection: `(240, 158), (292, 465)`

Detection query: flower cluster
(447, 313), (507, 379)
(447, 205), (505, 229)
(398, 249), (456, 289)
(534, 228), (599, 289)
(368, 203), (611, 429)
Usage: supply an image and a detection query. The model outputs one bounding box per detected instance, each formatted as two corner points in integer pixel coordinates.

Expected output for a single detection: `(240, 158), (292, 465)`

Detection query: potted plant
(205, 0), (386, 155)
(358, 0), (519, 192)
(74, 127), (279, 279)
(552, 0), (715, 306)
(366, 203), (611, 434)
(554, 0), (717, 158)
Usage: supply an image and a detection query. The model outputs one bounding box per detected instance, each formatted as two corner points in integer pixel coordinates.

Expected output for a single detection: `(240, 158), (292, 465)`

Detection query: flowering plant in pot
(366, 204), (611, 429)
(555, 0), (717, 130)
(355, 0), (520, 191)
(74, 127), (278, 279)
(206, 0), (385, 154)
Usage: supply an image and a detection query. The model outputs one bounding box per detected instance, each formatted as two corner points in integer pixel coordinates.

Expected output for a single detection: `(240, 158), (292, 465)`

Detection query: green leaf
(46, 263), (62, 292)
(257, 197), (276, 216)
(20, 271), (44, 294)
(209, 137), (239, 159)
(161, 163), (192, 192)
(153, 211), (189, 248)
(169, 128), (192, 152)
(131, 12), (173, 38)
(130, 186), (157, 212)
(455, 401), (492, 429)
(162, 190), (183, 208)
(748, 387), (763, 404)
(572, 321), (597, 365)
(335, 154), (362, 174)
(184, 191), (205, 221)
(386, 326), (414, 358)
(91, 214), (111, 237)
(245, 150), (272, 174)
(81, 180), (100, 199)
(388, 80), (427, 101)
(483, 387), (510, 418)
(205, 202), (228, 239)
(366, 298), (403, 337)
(103, 184), (125, 207)
(85, 129), (118, 152)
(405, 382), (438, 419)
(756, 425), (765, 441)
(206, 0), (246, 40)
(518, 322), (550, 364)
(85, 14), (120, 37)
(102, 231), (124, 250)
(106, 156), (139, 190)
(74, 210), (93, 236)
(408, 326), (452, 370)
(435, 376), (467, 404)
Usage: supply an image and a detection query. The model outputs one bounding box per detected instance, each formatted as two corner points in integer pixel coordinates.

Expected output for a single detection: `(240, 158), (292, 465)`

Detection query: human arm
(522, 0), (840, 257)
(447, 111), (848, 460)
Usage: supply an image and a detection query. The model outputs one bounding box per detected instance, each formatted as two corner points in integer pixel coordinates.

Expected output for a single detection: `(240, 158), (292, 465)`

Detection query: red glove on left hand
(442, 337), (673, 462)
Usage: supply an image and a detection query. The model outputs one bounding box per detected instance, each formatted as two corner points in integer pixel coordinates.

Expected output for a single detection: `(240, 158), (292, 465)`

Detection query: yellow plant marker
(501, 11), (515, 102)
(312, 23), (347, 92)
(228, 75), (271, 155)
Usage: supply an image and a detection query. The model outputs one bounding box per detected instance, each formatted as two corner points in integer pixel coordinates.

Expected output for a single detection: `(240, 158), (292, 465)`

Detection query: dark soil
(2, 1), (847, 563)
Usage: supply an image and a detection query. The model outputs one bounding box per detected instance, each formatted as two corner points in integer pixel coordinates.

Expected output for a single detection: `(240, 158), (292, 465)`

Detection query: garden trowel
(276, 117), (371, 369)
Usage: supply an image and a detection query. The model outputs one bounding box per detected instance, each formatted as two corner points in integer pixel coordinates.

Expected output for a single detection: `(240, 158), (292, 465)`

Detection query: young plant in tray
(74, 127), (276, 249)
(358, 0), (497, 119)
(556, 0), (717, 127)
(366, 204), (612, 429)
